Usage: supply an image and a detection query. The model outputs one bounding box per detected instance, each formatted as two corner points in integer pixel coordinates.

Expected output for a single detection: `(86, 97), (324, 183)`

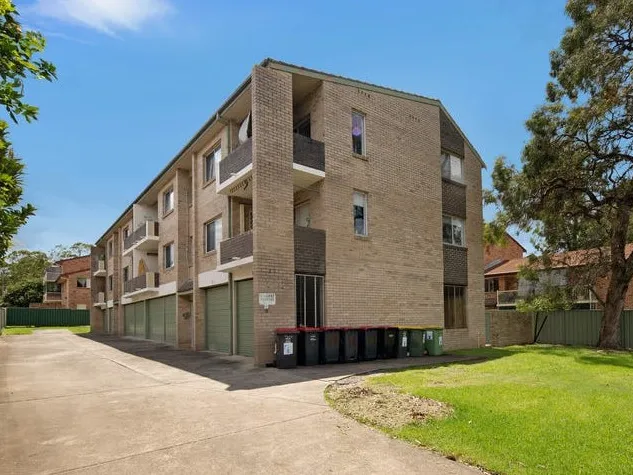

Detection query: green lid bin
(424, 328), (443, 356)
(407, 327), (426, 357)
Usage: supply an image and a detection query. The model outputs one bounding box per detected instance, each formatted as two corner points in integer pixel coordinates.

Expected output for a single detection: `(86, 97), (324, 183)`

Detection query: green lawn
(1, 326), (91, 335)
(364, 346), (633, 475)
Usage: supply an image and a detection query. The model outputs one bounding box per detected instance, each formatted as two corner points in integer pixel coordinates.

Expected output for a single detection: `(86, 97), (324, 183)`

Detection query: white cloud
(30, 0), (173, 35)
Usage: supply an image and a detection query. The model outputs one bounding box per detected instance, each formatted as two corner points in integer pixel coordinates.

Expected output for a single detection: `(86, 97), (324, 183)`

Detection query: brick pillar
(90, 246), (105, 333)
(177, 295), (192, 348)
(111, 232), (124, 335)
(251, 66), (295, 365)
(175, 167), (192, 347)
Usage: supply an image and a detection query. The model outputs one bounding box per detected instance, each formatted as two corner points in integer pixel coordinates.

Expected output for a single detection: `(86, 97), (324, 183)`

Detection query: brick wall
(220, 231), (253, 264)
(488, 310), (533, 346)
(484, 238), (525, 266)
(443, 245), (468, 285)
(441, 180), (467, 218)
(294, 226), (325, 275)
(252, 66), (296, 365)
(439, 109), (464, 156)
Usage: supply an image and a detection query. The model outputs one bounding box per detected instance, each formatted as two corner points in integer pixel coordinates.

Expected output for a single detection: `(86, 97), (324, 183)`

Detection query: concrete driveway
(0, 330), (479, 475)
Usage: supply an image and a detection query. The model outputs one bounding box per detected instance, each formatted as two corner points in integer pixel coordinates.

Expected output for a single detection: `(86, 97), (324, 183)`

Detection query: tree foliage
(49, 242), (92, 262)
(0, 2), (56, 261)
(486, 0), (633, 348)
(2, 279), (43, 307)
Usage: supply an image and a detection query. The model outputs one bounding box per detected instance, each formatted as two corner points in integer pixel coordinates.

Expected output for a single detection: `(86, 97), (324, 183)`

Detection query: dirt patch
(327, 377), (452, 430)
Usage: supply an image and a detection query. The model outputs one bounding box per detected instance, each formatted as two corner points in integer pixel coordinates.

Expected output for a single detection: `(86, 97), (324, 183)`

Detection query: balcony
(123, 221), (160, 255)
(93, 291), (106, 308)
(44, 292), (62, 302)
(93, 259), (106, 277)
(44, 266), (62, 282)
(123, 272), (160, 297)
(497, 290), (519, 308)
(217, 231), (253, 272)
(217, 134), (325, 197)
(484, 291), (498, 308)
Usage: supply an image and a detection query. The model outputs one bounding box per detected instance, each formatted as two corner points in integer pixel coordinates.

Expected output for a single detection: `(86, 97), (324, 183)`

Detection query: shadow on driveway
(79, 333), (485, 391)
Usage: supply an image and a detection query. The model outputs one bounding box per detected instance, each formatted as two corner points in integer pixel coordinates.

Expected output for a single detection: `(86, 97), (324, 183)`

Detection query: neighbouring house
(90, 59), (486, 365)
(37, 255), (92, 309)
(484, 238), (633, 310)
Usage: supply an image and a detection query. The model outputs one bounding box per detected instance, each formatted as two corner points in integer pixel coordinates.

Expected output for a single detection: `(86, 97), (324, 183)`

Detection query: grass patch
(1, 326), (90, 335)
(334, 345), (633, 474)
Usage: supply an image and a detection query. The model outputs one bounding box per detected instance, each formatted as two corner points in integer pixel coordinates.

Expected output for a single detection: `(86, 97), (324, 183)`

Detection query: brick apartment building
(39, 255), (92, 309)
(90, 59), (486, 365)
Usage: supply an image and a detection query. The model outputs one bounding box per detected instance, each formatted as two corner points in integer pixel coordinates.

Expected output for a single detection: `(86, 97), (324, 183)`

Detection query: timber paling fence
(534, 310), (633, 348)
(2, 307), (90, 327)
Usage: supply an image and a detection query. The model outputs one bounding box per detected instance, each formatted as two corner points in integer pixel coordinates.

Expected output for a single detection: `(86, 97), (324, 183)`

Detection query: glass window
(108, 240), (113, 257)
(123, 267), (129, 282)
(123, 227), (129, 239)
(108, 275), (113, 291)
(77, 277), (88, 288)
(444, 285), (467, 329)
(163, 188), (174, 215)
(205, 219), (222, 253)
(296, 274), (324, 327)
(353, 191), (368, 236)
(352, 111), (365, 155)
(294, 202), (311, 227)
(164, 243), (174, 269)
(485, 278), (499, 292)
(294, 115), (311, 138)
(204, 146), (221, 183)
(442, 215), (465, 246)
(441, 152), (464, 183)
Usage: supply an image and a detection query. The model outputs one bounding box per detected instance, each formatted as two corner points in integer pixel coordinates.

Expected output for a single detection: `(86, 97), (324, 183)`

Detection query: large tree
(49, 242), (92, 262)
(486, 0), (633, 348)
(0, 2), (56, 261)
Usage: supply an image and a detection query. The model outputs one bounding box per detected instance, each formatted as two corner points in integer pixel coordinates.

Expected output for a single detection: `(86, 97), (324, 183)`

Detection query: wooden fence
(4, 307), (90, 327)
(486, 309), (633, 348)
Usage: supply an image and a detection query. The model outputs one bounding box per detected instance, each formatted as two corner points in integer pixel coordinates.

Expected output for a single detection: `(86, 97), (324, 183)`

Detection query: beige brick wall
(252, 66), (296, 364)
(488, 310), (533, 346)
(320, 80), (444, 329)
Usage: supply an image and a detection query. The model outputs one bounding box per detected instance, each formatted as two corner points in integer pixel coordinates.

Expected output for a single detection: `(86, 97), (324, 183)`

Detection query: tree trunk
(599, 281), (626, 348)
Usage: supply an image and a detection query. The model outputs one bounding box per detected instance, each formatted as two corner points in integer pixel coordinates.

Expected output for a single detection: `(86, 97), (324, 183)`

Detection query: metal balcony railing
(497, 290), (518, 307)
(123, 272), (159, 295)
(123, 221), (160, 251)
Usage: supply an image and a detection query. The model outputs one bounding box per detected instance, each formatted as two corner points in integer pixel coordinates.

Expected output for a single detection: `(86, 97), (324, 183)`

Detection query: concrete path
(0, 331), (480, 474)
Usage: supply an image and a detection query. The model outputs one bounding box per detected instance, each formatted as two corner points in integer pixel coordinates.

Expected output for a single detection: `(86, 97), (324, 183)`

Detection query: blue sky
(12, 0), (569, 253)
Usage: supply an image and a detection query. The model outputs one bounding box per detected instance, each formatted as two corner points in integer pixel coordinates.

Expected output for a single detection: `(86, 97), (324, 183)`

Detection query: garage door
(164, 295), (177, 345)
(205, 285), (230, 353)
(124, 304), (134, 335)
(236, 279), (253, 357)
(148, 298), (165, 342)
(134, 301), (146, 338)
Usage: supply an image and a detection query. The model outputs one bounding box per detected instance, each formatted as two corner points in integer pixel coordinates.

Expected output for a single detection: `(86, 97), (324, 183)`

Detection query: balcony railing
(123, 221), (159, 252)
(44, 292), (62, 302)
(44, 266), (62, 282)
(219, 231), (253, 265)
(93, 259), (106, 277)
(93, 291), (106, 307)
(497, 290), (519, 307)
(123, 272), (159, 295)
(484, 291), (498, 308)
(217, 134), (325, 191)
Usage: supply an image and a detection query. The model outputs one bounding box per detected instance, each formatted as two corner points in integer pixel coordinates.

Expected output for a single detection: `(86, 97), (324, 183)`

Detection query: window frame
(351, 110), (366, 156)
(204, 218), (222, 254)
(353, 190), (368, 236)
(123, 266), (129, 283)
(163, 187), (175, 216)
(76, 277), (88, 288)
(485, 278), (499, 293)
(164, 242), (175, 269)
(442, 215), (465, 247)
(444, 284), (467, 329)
(107, 240), (113, 257)
(296, 274), (324, 328)
(108, 275), (113, 292)
(441, 152), (465, 183)
(203, 144), (221, 184)
(294, 201), (311, 228)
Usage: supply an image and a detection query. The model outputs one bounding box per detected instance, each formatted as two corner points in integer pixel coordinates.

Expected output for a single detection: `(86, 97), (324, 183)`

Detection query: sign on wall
(258, 293), (276, 310)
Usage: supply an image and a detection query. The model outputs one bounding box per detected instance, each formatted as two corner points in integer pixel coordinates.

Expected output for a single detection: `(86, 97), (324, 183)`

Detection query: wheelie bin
(298, 327), (321, 366)
(397, 328), (409, 358)
(340, 327), (359, 363)
(408, 327), (426, 357)
(275, 328), (299, 369)
(425, 327), (444, 356)
(359, 326), (378, 360)
(320, 327), (342, 364)
(379, 326), (398, 359)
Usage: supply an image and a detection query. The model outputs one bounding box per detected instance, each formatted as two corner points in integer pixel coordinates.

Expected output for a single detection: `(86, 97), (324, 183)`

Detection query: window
(441, 153), (464, 183)
(444, 285), (467, 329)
(485, 278), (499, 292)
(77, 277), (88, 288)
(204, 219), (222, 253)
(294, 202), (311, 227)
(163, 188), (174, 215)
(123, 266), (129, 282)
(353, 191), (368, 236)
(108, 275), (113, 292)
(164, 242), (175, 269)
(352, 111), (365, 155)
(294, 115), (311, 138)
(76, 304), (87, 310)
(107, 240), (113, 257)
(241, 204), (253, 233)
(123, 227), (129, 239)
(204, 146), (221, 183)
(442, 215), (465, 246)
(296, 275), (324, 327)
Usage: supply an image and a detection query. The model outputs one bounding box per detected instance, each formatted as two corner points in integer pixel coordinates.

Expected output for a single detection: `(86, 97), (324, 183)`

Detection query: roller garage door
(124, 304), (134, 336)
(205, 285), (230, 353)
(148, 298), (165, 342)
(236, 279), (253, 357)
(164, 295), (177, 345)
(133, 301), (146, 338)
